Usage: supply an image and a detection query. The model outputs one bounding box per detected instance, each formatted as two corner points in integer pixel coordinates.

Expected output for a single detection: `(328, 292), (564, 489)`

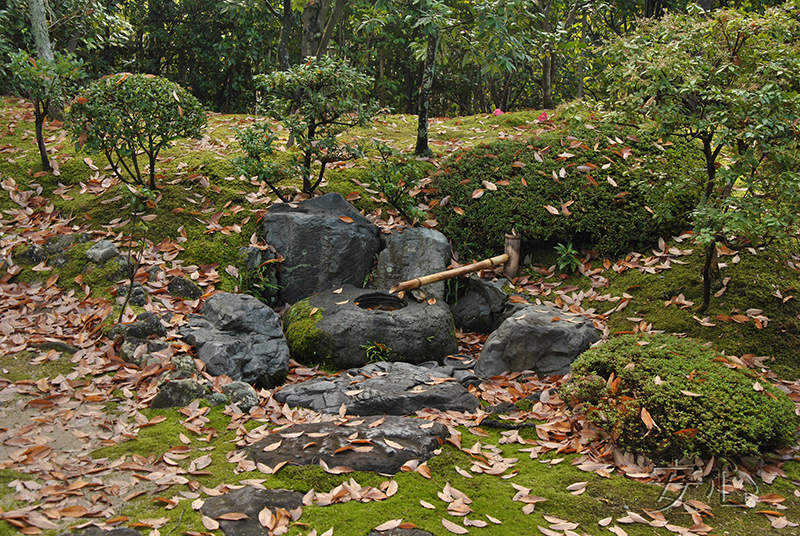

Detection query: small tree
(251, 55), (378, 197)
(69, 73), (206, 190)
(603, 3), (800, 311)
(8, 51), (83, 171)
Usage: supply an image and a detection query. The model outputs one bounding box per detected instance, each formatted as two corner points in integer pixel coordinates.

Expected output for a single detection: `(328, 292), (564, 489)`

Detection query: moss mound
(431, 122), (701, 259)
(283, 299), (328, 363)
(563, 334), (798, 460)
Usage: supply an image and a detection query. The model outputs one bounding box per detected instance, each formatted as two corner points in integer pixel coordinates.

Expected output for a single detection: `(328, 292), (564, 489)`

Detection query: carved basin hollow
(354, 293), (407, 311)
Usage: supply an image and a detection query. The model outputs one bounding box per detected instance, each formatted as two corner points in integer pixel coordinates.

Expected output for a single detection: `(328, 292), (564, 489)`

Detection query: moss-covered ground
(1, 97), (799, 536)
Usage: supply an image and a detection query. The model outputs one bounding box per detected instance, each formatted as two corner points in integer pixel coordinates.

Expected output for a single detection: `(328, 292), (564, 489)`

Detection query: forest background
(0, 0), (783, 117)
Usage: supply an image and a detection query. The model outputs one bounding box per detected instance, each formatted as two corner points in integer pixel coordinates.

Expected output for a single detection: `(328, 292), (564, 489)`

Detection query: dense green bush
(563, 334), (798, 460)
(69, 73), (206, 189)
(431, 122), (702, 259)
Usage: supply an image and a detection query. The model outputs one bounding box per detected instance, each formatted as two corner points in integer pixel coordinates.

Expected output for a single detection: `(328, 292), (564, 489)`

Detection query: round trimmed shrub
(430, 122), (701, 259)
(563, 334), (798, 460)
(69, 73), (206, 189)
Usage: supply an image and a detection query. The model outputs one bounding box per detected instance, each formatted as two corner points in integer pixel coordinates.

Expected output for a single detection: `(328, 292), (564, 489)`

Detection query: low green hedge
(562, 334), (798, 460)
(430, 122), (702, 259)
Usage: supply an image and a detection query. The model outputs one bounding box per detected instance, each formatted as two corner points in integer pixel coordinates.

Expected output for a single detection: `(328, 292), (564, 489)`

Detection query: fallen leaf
(374, 519), (403, 531)
(442, 518), (469, 534)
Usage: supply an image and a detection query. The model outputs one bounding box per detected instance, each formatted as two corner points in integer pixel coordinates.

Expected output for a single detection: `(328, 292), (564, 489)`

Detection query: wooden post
(504, 233), (521, 279)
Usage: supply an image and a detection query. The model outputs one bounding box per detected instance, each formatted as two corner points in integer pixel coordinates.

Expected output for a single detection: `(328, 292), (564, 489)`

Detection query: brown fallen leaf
(215, 513), (249, 521)
(201, 516), (219, 530)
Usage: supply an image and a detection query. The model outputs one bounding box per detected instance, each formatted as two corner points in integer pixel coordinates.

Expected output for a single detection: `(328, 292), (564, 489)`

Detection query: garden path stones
(178, 292), (290, 388)
(200, 487), (304, 536)
(261, 193), (381, 304)
(283, 285), (457, 369)
(273, 361), (480, 416)
(475, 304), (600, 377)
(246, 415), (447, 474)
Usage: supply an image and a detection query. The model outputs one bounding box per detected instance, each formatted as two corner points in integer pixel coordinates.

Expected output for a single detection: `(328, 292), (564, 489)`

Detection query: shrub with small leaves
(562, 334), (798, 460)
(366, 143), (430, 224)
(8, 51), (83, 170)
(431, 121), (701, 259)
(69, 73), (206, 189)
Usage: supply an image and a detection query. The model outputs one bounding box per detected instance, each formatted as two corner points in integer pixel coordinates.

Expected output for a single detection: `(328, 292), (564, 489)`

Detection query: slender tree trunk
(698, 241), (717, 313)
(315, 0), (346, 56)
(301, 0), (332, 57)
(378, 50), (386, 107)
(28, 0), (54, 62)
(541, 52), (555, 109)
(32, 102), (50, 170)
(415, 26), (439, 157)
(278, 0), (291, 69)
(576, 10), (587, 99)
(405, 52), (414, 114)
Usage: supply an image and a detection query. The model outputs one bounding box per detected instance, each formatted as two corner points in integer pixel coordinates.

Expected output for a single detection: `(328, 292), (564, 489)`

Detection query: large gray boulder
(450, 275), (510, 333)
(273, 361), (480, 416)
(245, 415), (448, 474)
(373, 227), (451, 301)
(201, 487), (303, 536)
(178, 293), (290, 387)
(261, 193), (381, 304)
(283, 285), (457, 369)
(475, 305), (600, 377)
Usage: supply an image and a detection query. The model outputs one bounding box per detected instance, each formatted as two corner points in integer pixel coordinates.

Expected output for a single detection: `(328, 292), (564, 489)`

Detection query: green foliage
(366, 143), (429, 224)
(252, 55), (378, 196)
(431, 120), (701, 259)
(602, 2), (800, 310)
(8, 51), (84, 170)
(563, 334), (798, 460)
(554, 241), (582, 273)
(69, 73), (206, 189)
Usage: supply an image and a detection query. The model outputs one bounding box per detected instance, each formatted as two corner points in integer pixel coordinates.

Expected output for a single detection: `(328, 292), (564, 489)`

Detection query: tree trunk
(378, 50), (386, 107)
(415, 26), (439, 157)
(315, 0), (346, 56)
(28, 0), (54, 62)
(576, 10), (587, 99)
(301, 0), (332, 58)
(32, 102), (50, 170)
(698, 241), (717, 313)
(541, 52), (555, 109)
(278, 0), (292, 70)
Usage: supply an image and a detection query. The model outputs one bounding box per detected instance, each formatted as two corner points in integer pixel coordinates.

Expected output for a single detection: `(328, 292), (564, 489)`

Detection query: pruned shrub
(430, 122), (702, 259)
(562, 334), (798, 460)
(69, 73), (206, 189)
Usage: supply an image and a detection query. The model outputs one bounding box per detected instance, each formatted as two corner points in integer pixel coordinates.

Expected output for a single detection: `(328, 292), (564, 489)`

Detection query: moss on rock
(283, 299), (329, 364)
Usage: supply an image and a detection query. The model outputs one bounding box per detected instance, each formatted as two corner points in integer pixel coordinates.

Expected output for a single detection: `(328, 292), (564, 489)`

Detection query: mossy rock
(283, 298), (329, 363)
(563, 334), (798, 460)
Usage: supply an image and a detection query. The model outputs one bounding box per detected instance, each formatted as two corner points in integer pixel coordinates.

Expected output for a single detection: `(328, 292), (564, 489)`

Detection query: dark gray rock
(475, 305), (601, 377)
(205, 392), (228, 406)
(261, 193), (381, 304)
(237, 246), (279, 303)
(373, 227), (451, 301)
(283, 285), (457, 369)
(171, 354), (198, 379)
(65, 528), (143, 536)
(450, 275), (509, 333)
(222, 381), (259, 411)
(117, 282), (147, 306)
(85, 239), (119, 264)
(120, 337), (169, 364)
(178, 293), (290, 388)
(246, 415), (448, 474)
(201, 487), (303, 536)
(44, 233), (88, 256)
(150, 379), (206, 408)
(17, 244), (47, 265)
(273, 361), (480, 416)
(112, 312), (167, 340)
(168, 276), (202, 300)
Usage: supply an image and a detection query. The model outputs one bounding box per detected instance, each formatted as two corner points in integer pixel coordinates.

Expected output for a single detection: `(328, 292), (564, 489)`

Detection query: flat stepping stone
(200, 487), (303, 536)
(273, 361), (480, 416)
(246, 415), (447, 474)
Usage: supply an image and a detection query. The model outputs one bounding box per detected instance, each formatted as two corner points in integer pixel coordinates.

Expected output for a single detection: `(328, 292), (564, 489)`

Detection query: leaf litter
(1, 110), (799, 535)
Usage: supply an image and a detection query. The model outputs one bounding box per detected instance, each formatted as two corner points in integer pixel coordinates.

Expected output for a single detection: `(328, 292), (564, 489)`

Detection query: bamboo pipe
(389, 254), (509, 294)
